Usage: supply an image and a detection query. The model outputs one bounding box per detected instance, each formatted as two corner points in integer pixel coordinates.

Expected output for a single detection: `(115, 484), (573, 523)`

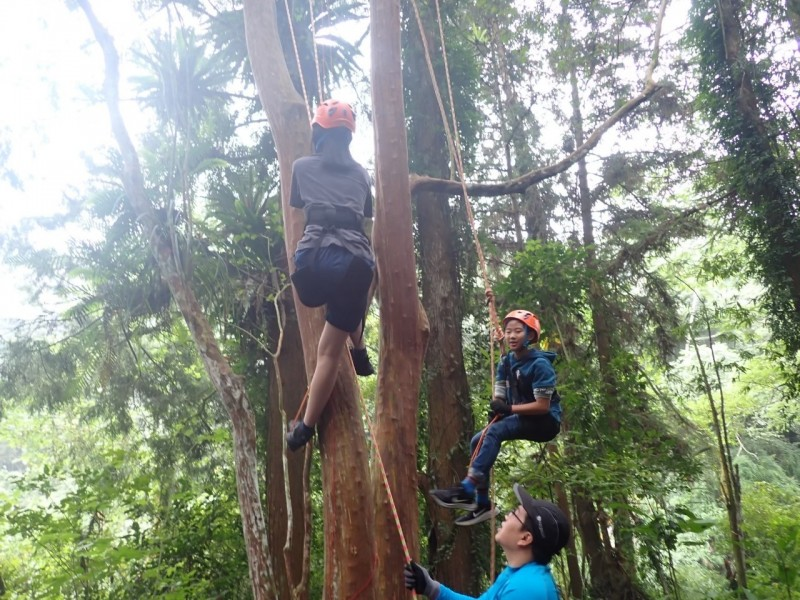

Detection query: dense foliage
(0, 0), (798, 598)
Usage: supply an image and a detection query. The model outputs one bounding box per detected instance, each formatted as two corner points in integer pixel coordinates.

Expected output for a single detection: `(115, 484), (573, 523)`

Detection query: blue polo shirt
(437, 562), (560, 599)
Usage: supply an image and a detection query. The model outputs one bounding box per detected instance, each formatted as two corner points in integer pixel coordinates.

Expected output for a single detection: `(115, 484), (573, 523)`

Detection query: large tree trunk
(403, 0), (476, 590)
(243, 1), (378, 598)
(566, 20), (643, 599)
(548, 446), (583, 598)
(418, 189), (475, 589)
(370, 0), (428, 598)
(78, 3), (276, 596)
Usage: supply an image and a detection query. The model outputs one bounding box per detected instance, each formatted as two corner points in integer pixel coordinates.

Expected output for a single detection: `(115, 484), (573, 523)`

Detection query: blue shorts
(291, 245), (374, 332)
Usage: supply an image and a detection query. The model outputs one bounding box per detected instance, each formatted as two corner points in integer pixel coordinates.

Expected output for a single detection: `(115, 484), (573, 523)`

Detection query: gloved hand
(404, 561), (441, 598)
(490, 399), (512, 416)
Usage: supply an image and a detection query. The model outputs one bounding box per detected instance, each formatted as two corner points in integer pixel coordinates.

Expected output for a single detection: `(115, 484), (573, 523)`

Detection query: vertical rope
(490, 469), (497, 581)
(283, 0), (312, 119)
(408, 0), (503, 341)
(307, 0), (324, 99)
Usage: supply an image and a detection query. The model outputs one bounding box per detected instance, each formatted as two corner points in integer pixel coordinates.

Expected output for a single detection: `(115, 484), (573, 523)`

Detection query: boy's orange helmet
(312, 99), (356, 133)
(502, 310), (541, 339)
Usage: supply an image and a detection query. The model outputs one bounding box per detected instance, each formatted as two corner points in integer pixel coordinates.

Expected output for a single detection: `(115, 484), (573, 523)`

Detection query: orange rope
(292, 388), (310, 424)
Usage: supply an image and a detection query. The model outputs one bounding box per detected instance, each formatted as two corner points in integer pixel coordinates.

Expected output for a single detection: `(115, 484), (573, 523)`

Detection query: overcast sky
(0, 3), (145, 326)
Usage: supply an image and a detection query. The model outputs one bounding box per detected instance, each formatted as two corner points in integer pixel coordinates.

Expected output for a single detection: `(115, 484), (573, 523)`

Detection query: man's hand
(404, 561), (440, 598)
(490, 399), (512, 416)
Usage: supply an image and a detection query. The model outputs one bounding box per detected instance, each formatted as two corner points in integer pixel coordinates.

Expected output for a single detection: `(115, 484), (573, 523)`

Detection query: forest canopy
(0, 0), (798, 598)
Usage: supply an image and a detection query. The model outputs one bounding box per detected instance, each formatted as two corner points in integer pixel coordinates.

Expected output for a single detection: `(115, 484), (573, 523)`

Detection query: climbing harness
(304, 205), (364, 232)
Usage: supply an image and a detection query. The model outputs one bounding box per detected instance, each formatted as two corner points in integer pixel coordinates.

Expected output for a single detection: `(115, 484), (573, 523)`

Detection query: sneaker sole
(429, 492), (477, 511)
(455, 507), (499, 527)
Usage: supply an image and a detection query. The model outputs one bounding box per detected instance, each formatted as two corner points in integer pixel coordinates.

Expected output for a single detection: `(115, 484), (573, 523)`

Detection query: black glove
(490, 399), (512, 416)
(404, 561), (441, 598)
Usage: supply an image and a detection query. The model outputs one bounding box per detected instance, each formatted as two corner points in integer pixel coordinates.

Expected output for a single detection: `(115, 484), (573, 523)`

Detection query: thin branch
(411, 81), (661, 196)
(410, 0), (672, 197)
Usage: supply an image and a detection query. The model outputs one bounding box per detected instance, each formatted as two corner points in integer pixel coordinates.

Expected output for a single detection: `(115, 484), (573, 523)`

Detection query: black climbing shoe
(350, 347), (375, 377)
(455, 504), (498, 526)
(286, 420), (315, 452)
(429, 485), (476, 511)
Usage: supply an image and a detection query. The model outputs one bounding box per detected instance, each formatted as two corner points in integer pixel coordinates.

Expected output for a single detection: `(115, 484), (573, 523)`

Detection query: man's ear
(518, 531), (534, 549)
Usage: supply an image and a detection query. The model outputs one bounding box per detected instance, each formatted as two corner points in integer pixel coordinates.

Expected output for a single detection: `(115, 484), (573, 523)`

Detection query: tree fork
(243, 0), (378, 597)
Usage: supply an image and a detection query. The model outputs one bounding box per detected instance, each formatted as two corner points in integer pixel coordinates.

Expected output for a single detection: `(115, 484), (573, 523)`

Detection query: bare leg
(302, 321), (350, 427)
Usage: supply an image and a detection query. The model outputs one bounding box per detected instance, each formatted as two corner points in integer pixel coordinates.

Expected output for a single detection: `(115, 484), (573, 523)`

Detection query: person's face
(504, 320), (531, 351)
(495, 504), (533, 549)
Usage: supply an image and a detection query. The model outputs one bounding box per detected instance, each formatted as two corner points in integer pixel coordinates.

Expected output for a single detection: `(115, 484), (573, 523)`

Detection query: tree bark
(370, 0), (429, 595)
(403, 0), (476, 590)
(243, 1), (378, 598)
(78, 2), (276, 596)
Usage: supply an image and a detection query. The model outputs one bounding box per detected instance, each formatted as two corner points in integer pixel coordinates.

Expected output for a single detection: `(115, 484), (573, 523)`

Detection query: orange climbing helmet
(503, 309), (541, 341)
(312, 99), (356, 133)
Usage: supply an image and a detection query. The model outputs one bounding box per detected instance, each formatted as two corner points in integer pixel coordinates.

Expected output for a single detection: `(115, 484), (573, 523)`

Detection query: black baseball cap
(513, 483), (570, 556)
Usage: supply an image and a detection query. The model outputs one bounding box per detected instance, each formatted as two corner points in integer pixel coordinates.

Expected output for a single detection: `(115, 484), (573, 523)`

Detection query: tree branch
(410, 81), (661, 196)
(409, 0), (673, 197)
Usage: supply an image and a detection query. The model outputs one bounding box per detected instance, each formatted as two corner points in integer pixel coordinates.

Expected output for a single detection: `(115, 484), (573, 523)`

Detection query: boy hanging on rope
(285, 99), (376, 452)
(405, 483), (570, 599)
(430, 310), (562, 525)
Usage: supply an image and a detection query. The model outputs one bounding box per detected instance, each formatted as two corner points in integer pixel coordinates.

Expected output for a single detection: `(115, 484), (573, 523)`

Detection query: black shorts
(291, 245), (374, 333)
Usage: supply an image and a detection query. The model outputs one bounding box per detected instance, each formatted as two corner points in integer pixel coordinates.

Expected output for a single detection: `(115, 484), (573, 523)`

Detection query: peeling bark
(370, 0), (429, 597)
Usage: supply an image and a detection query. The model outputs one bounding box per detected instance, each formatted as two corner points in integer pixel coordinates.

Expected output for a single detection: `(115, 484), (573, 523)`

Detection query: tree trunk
(417, 189), (476, 589)
(370, 0), (429, 598)
(687, 313), (747, 593)
(243, 1), (378, 598)
(549, 446), (583, 598)
(403, 0), (476, 590)
(79, 3), (277, 596)
(566, 18), (642, 598)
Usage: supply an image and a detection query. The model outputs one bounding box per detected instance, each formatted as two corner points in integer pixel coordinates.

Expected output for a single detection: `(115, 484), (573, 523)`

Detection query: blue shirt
(437, 563), (560, 600)
(496, 350), (561, 423)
